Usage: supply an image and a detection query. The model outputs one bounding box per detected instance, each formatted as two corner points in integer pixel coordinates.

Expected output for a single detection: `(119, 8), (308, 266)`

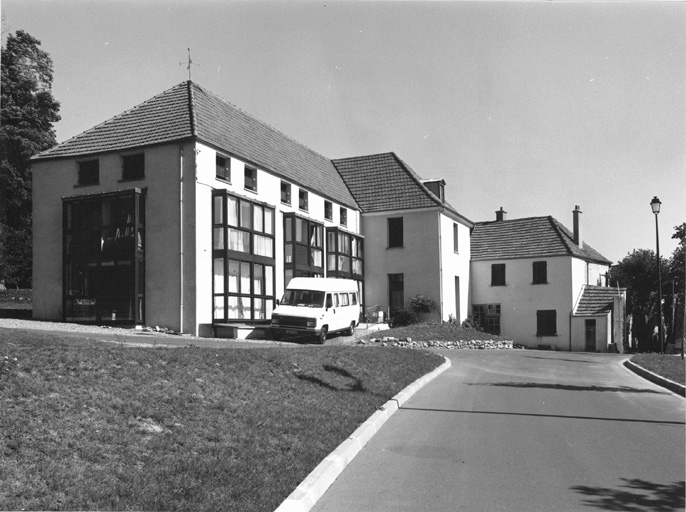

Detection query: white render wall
(192, 143), (362, 335)
(438, 212), (471, 322)
(570, 314), (611, 352)
(361, 209), (442, 322)
(32, 142), (188, 329)
(470, 256), (575, 349)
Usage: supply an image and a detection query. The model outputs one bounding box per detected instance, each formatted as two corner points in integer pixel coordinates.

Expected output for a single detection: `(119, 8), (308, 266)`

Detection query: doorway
(585, 319), (596, 352)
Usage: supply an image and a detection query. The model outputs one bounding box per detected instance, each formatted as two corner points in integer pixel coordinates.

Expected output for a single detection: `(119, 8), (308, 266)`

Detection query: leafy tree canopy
(0, 30), (60, 287)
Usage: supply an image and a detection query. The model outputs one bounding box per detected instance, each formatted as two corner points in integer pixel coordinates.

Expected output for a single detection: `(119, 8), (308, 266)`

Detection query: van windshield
(281, 289), (325, 307)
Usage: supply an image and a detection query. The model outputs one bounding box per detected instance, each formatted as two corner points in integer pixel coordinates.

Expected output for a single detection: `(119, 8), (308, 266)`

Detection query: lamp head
(650, 196), (661, 215)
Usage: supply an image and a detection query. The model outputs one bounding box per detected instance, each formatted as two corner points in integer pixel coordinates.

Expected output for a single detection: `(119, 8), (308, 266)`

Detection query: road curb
(623, 359), (685, 398)
(274, 355), (452, 512)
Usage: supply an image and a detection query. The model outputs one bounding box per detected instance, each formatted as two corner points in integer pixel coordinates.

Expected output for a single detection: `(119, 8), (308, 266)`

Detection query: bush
(390, 309), (418, 327)
(409, 295), (436, 314)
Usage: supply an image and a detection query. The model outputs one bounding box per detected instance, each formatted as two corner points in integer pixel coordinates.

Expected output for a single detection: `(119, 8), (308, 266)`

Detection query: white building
(470, 207), (622, 351)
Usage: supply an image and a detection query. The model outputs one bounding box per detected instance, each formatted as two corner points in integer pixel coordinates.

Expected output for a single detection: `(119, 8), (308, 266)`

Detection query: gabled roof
(471, 216), (612, 264)
(33, 81), (358, 209)
(331, 152), (473, 224)
(574, 285), (626, 315)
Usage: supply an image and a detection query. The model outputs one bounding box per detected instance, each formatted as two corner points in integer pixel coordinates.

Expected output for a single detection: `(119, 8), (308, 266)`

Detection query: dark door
(585, 319), (596, 352)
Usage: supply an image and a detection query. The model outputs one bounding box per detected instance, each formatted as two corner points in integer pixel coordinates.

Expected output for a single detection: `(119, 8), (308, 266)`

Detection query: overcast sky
(4, 0), (684, 263)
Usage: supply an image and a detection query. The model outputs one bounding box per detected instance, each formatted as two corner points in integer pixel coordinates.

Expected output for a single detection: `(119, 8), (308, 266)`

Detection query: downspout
(437, 208), (444, 322)
(179, 145), (184, 333)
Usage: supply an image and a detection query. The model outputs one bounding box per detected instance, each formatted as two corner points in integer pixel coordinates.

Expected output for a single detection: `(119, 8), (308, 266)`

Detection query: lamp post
(650, 196), (664, 353)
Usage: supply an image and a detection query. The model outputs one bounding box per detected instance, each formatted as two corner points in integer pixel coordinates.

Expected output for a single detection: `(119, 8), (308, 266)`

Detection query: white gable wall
(470, 256), (575, 349)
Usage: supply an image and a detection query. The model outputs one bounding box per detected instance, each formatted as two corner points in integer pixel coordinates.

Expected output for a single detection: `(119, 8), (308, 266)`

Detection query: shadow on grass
(469, 382), (667, 394)
(571, 478), (685, 511)
(294, 365), (366, 392)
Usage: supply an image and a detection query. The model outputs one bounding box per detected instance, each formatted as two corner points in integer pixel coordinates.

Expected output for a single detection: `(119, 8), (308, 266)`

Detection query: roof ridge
(190, 81), (332, 163)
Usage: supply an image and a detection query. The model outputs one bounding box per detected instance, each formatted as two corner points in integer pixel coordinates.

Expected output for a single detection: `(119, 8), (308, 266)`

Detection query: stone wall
(361, 336), (514, 350)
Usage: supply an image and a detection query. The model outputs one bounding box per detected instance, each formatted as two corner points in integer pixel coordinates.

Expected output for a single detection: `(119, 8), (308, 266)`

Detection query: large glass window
(326, 227), (363, 279)
(63, 189), (145, 325)
(283, 213), (323, 285)
(212, 191), (275, 322)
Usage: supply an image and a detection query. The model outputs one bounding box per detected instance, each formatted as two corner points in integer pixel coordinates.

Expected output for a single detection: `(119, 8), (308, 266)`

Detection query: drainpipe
(437, 209), (443, 321)
(179, 145), (184, 333)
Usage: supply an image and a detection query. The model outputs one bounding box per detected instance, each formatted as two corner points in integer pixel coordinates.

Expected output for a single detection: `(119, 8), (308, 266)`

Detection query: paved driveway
(312, 350), (685, 512)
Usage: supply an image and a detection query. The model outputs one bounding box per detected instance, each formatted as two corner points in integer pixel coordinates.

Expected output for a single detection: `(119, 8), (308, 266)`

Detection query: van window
(281, 289), (325, 307)
(350, 293), (357, 305)
(340, 293), (349, 306)
(326, 294), (333, 309)
(333, 294), (339, 307)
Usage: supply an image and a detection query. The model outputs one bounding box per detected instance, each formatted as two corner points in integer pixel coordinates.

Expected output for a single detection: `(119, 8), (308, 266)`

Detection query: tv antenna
(180, 48), (199, 81)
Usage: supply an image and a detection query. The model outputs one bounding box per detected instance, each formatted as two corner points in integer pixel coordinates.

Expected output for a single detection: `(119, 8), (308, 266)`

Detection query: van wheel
(345, 321), (355, 337)
(317, 327), (328, 344)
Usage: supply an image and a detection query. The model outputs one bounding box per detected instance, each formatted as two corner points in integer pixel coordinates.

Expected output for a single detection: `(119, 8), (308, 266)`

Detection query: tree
(0, 30), (60, 288)
(668, 223), (686, 345)
(612, 249), (670, 352)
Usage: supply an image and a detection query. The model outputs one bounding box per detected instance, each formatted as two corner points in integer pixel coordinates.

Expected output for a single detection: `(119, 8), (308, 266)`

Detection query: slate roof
(331, 152), (473, 224)
(33, 81), (358, 208)
(574, 285), (626, 315)
(471, 216), (612, 264)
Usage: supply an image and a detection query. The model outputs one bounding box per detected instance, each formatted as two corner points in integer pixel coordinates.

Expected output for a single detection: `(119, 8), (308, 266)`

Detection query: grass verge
(630, 354), (685, 385)
(0, 328), (443, 511)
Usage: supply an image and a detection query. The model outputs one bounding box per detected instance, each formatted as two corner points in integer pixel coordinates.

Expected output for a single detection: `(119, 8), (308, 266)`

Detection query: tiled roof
(331, 152), (472, 223)
(471, 216), (612, 264)
(574, 285), (625, 315)
(33, 82), (358, 208)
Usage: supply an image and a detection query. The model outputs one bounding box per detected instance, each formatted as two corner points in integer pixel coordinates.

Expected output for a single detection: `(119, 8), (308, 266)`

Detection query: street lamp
(650, 196), (663, 353)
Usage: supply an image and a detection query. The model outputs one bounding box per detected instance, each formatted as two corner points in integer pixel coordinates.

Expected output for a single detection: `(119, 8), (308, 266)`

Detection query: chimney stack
(496, 207), (507, 222)
(573, 205), (583, 248)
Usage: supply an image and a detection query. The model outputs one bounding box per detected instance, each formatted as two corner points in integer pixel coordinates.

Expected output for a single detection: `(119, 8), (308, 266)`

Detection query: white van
(271, 277), (360, 343)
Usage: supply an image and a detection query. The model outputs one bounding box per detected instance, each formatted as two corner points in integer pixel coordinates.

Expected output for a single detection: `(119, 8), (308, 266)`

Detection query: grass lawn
(359, 322), (511, 342)
(630, 353), (685, 385)
(0, 328), (443, 512)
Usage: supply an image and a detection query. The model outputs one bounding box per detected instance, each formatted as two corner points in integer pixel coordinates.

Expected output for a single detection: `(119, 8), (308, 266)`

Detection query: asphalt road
(312, 350), (685, 512)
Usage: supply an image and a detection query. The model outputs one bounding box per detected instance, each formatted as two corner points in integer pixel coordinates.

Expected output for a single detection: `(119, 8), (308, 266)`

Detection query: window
(388, 217), (403, 248)
(453, 223), (459, 253)
(63, 190), (145, 325)
(536, 310), (557, 336)
(122, 153), (144, 181)
(299, 189), (309, 211)
(532, 261), (547, 284)
(472, 304), (501, 335)
(283, 214), (323, 283)
(213, 191), (275, 322)
(244, 166), (257, 192)
(216, 155), (230, 181)
(340, 207), (348, 226)
(281, 181), (291, 205)
(491, 264), (506, 286)
(78, 160), (99, 186)
(389, 273), (404, 312)
(324, 201), (333, 221)
(326, 228), (363, 279)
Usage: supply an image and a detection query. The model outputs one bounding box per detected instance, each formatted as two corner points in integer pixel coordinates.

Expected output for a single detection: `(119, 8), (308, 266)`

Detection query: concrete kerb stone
(273, 355), (452, 512)
(622, 358), (685, 398)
